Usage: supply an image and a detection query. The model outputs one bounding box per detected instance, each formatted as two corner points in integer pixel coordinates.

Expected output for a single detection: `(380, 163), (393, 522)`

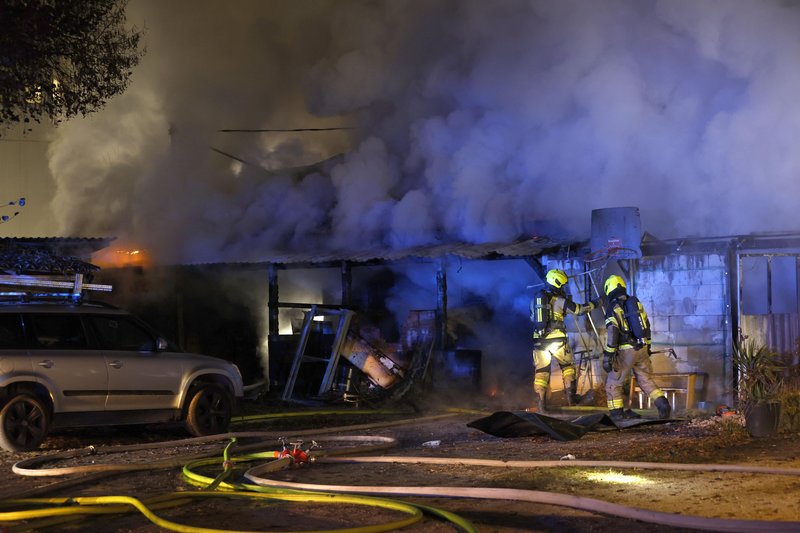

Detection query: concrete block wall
(635, 253), (730, 404)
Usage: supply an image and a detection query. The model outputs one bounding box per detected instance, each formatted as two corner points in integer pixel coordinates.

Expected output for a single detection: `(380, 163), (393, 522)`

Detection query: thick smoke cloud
(48, 0), (800, 261)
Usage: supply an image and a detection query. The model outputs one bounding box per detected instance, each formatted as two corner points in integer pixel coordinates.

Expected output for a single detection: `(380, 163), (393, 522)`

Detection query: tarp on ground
(467, 411), (671, 441)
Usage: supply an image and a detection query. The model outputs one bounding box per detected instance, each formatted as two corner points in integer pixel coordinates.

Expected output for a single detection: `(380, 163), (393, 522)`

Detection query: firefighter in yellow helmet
(602, 274), (671, 420)
(530, 268), (594, 412)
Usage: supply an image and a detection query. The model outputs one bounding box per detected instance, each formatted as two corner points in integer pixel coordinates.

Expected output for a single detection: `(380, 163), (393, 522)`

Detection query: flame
(92, 245), (152, 269)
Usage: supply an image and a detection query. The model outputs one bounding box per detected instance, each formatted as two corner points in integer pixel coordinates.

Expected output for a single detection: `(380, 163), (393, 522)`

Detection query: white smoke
(46, 0), (800, 258)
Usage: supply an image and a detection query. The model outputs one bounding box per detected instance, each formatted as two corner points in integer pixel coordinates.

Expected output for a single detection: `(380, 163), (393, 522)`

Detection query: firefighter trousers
(605, 346), (665, 410)
(532, 337), (576, 400)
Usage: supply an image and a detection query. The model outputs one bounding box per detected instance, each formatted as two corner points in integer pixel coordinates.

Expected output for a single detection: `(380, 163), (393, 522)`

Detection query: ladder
(0, 273), (112, 301)
(281, 306), (354, 401)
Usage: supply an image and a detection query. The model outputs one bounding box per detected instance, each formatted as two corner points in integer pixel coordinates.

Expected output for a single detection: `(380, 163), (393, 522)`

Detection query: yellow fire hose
(229, 409), (407, 424)
(1, 491), (426, 533)
(180, 449), (476, 532)
(2, 436), (473, 533)
(3, 411), (478, 532)
(10, 409), (798, 532)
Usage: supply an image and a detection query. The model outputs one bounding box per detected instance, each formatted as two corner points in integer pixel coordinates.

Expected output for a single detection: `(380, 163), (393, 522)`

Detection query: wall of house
(635, 253), (732, 405)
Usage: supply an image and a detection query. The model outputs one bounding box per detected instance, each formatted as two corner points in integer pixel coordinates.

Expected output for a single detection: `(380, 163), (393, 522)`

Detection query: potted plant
(733, 340), (785, 437)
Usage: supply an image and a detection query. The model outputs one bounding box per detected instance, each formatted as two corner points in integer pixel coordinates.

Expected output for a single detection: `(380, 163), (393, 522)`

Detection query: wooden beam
(436, 259), (448, 351)
(268, 263), (279, 339)
(524, 256), (545, 279)
(341, 261), (352, 307)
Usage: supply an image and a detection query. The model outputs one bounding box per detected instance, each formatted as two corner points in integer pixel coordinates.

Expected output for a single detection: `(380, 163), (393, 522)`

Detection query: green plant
(778, 391), (800, 433)
(717, 416), (749, 444)
(732, 340), (785, 414)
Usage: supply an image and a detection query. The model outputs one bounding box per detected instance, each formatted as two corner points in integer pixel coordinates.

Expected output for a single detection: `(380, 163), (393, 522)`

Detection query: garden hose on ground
(241, 455), (800, 533)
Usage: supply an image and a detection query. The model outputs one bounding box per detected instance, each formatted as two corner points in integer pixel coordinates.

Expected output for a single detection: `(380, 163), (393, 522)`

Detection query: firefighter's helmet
(545, 269), (568, 289)
(604, 275), (627, 296)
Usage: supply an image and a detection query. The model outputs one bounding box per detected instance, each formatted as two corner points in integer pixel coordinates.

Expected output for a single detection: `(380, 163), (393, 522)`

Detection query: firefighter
(530, 268), (594, 412)
(602, 274), (671, 420)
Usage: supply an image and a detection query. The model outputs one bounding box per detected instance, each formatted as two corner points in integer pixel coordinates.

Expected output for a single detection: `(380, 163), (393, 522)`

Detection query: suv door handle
(108, 360), (123, 369)
(37, 360), (54, 368)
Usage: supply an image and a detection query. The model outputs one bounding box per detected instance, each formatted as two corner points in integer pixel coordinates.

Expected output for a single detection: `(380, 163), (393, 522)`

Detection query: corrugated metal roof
(0, 237), (115, 259)
(0, 238), (114, 274)
(0, 237), (114, 246)
(191, 236), (569, 267)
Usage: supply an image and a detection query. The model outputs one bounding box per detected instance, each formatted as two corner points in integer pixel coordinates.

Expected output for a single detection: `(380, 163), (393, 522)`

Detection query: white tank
(590, 207), (642, 259)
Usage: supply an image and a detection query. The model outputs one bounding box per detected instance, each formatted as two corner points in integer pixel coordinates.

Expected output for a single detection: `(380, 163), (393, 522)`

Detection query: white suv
(0, 300), (244, 452)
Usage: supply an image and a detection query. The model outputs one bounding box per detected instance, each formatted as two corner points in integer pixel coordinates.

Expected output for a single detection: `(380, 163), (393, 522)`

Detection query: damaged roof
(0, 237), (114, 274)
(193, 236), (577, 268)
(0, 237), (114, 255)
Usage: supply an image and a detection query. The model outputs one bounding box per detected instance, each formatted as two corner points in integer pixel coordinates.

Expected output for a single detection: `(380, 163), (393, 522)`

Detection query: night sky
(2, 0), (800, 263)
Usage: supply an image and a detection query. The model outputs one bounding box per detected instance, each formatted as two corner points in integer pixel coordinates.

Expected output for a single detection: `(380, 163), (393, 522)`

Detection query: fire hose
(1, 435), (465, 533)
(9, 412), (460, 478)
(2, 412), (475, 532)
(182, 440), (800, 532)
(5, 410), (800, 532)
(241, 455), (800, 533)
(1, 492), (427, 533)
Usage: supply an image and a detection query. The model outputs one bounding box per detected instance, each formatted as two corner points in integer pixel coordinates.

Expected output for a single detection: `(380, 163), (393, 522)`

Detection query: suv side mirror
(156, 337), (169, 352)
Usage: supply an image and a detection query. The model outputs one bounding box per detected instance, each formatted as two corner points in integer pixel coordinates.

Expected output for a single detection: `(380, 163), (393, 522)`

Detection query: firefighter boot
(655, 396), (672, 420)
(609, 408), (625, 421)
(565, 379), (579, 406)
(533, 386), (547, 413)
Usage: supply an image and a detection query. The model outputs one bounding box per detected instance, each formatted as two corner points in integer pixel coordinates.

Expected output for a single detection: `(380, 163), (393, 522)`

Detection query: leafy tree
(0, 0), (143, 131)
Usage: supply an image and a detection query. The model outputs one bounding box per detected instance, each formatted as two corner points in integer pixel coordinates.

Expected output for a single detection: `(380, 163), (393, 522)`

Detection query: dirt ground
(1, 399), (799, 532)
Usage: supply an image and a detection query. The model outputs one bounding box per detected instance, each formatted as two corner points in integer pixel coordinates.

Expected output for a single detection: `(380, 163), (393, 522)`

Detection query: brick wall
(635, 253), (730, 403)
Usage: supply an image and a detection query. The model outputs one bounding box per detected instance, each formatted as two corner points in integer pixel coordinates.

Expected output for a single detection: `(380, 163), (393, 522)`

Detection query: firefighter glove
(602, 354), (614, 373)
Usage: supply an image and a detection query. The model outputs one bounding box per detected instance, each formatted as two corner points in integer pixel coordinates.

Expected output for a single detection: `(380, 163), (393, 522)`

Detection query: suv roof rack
(0, 273), (112, 303)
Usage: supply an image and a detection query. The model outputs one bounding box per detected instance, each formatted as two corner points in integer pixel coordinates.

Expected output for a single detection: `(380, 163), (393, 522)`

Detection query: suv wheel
(0, 394), (50, 452)
(184, 384), (232, 436)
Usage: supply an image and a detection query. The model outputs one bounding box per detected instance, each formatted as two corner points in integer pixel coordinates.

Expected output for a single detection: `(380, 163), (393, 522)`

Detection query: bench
(628, 372), (707, 411)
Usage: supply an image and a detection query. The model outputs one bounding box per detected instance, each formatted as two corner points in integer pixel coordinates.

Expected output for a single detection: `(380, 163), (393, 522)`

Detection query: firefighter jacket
(531, 290), (594, 341)
(604, 295), (652, 355)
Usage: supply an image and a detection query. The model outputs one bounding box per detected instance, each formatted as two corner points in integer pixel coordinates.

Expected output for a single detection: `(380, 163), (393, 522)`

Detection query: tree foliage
(0, 0), (143, 131)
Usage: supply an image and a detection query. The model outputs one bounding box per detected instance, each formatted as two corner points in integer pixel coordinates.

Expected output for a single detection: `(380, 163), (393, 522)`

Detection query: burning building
(6, 2), (800, 411)
(72, 205), (795, 415)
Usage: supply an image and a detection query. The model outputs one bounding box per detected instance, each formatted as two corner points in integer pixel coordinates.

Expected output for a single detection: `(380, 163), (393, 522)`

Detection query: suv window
(0, 314), (25, 349)
(27, 314), (89, 349)
(88, 315), (157, 352)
